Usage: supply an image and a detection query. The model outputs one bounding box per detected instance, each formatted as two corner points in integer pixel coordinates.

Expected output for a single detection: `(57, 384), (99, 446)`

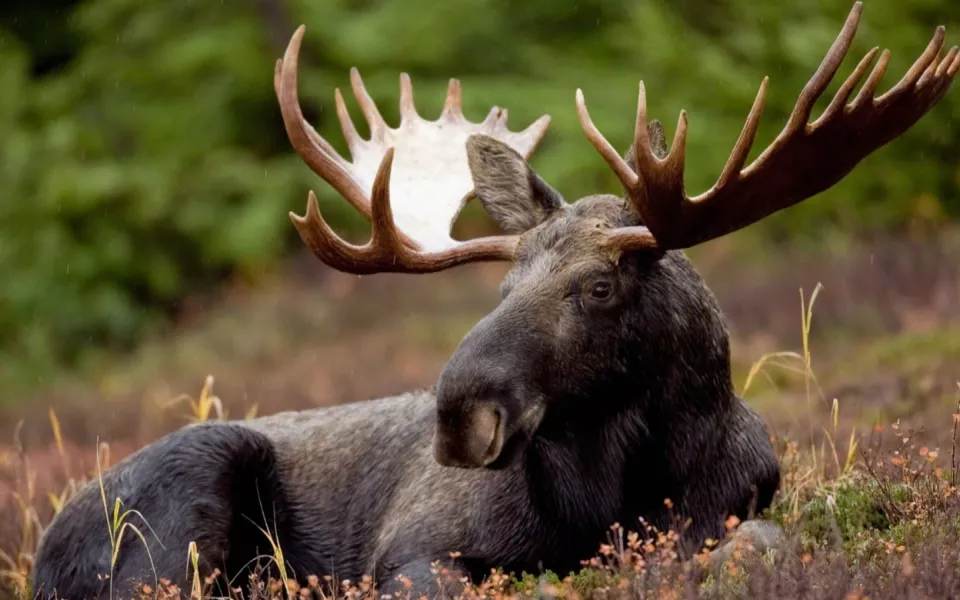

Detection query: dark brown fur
(31, 126), (780, 599)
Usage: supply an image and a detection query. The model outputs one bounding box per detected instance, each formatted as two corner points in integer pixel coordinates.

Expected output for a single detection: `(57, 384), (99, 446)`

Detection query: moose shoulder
(32, 3), (959, 598)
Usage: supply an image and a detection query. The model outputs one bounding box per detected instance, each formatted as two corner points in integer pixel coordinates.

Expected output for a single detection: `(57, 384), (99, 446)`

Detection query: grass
(96, 441), (164, 600)
(3, 280), (960, 599)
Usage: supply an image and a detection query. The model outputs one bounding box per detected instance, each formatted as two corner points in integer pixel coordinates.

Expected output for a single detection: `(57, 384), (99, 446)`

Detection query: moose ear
(466, 134), (565, 235)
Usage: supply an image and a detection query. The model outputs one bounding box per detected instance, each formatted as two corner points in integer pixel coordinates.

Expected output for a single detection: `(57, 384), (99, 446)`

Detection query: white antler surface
(275, 25), (550, 256)
(335, 70), (550, 252)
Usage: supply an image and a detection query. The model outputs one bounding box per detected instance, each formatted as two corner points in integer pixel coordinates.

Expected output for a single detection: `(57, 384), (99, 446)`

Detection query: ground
(2, 230), (960, 598)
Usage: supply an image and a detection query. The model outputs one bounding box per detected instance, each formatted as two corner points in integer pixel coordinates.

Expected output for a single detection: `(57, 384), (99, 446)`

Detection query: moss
(771, 477), (898, 554)
(568, 567), (616, 597)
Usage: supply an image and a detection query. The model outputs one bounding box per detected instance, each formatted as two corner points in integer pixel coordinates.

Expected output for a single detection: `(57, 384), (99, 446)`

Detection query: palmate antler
(578, 1), (959, 252)
(274, 26), (550, 274)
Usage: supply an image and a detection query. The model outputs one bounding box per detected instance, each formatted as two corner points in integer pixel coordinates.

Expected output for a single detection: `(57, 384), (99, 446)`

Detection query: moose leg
(31, 422), (298, 600)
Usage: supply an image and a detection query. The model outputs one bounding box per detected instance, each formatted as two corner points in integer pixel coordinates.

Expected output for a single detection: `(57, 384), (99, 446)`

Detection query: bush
(0, 2), (309, 390)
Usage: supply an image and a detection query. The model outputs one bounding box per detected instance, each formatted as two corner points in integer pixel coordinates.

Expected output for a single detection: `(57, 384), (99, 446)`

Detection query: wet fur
(32, 130), (780, 599)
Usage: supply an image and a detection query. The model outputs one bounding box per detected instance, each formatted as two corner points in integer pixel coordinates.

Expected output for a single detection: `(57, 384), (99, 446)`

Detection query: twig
(857, 444), (905, 522)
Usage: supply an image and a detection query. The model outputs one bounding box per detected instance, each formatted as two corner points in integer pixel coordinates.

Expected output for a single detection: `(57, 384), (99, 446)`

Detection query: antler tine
(277, 26), (373, 220)
(290, 191), (372, 271)
(493, 108), (509, 131)
(350, 68), (389, 142)
(574, 88), (640, 191)
(399, 73), (420, 125)
(935, 45), (959, 78)
(716, 78), (768, 188)
(290, 150), (411, 274)
(335, 87), (365, 155)
(441, 78), (464, 122)
(850, 49), (892, 110)
(618, 80), (692, 237)
(783, 2), (862, 135)
(517, 114), (553, 158)
(575, 85), (666, 253)
(367, 148), (409, 255)
(816, 48), (879, 125)
(274, 56), (347, 166)
(481, 106), (501, 127)
(917, 47), (943, 89)
(880, 25), (945, 101)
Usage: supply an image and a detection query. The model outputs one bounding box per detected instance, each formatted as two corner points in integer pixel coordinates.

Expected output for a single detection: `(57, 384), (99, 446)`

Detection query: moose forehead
(502, 194), (641, 291)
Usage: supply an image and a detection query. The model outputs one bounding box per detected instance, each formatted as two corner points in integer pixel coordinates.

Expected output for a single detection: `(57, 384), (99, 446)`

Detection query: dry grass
(3, 280), (960, 599)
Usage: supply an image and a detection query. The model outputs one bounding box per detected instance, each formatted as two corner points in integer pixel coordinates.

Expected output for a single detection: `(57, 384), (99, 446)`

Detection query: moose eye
(588, 281), (612, 301)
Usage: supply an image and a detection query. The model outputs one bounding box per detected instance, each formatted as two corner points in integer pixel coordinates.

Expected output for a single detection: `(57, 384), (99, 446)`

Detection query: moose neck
(524, 366), (736, 523)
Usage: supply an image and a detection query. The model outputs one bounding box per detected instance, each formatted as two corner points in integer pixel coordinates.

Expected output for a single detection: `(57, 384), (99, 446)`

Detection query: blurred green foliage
(0, 0), (958, 394)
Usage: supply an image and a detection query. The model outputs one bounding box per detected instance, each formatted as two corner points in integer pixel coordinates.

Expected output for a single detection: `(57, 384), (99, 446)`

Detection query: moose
(32, 3), (959, 598)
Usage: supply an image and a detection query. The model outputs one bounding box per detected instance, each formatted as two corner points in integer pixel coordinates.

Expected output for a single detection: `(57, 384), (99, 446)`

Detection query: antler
(577, 1), (960, 252)
(275, 26), (551, 274)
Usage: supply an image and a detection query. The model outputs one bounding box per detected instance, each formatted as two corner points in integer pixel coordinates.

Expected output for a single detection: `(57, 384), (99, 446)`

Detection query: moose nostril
(483, 407), (503, 458)
(479, 405), (506, 466)
(433, 403), (507, 469)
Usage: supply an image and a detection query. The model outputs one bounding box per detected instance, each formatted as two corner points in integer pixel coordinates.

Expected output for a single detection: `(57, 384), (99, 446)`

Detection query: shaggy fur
(31, 129), (780, 599)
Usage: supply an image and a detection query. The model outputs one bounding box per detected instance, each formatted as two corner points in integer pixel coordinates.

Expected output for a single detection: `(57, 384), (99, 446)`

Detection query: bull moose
(32, 3), (959, 598)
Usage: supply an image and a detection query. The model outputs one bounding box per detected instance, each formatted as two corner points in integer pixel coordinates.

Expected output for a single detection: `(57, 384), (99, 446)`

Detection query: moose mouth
(434, 401), (546, 470)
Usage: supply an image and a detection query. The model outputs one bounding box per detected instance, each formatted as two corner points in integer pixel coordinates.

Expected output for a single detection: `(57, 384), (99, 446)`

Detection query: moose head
(274, 2), (959, 470)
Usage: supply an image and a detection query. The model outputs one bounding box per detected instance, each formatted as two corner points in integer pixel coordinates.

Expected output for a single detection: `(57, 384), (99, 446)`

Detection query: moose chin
(31, 2), (959, 599)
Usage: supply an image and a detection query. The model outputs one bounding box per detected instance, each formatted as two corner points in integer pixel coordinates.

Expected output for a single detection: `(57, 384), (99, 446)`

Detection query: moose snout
(433, 403), (505, 468)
